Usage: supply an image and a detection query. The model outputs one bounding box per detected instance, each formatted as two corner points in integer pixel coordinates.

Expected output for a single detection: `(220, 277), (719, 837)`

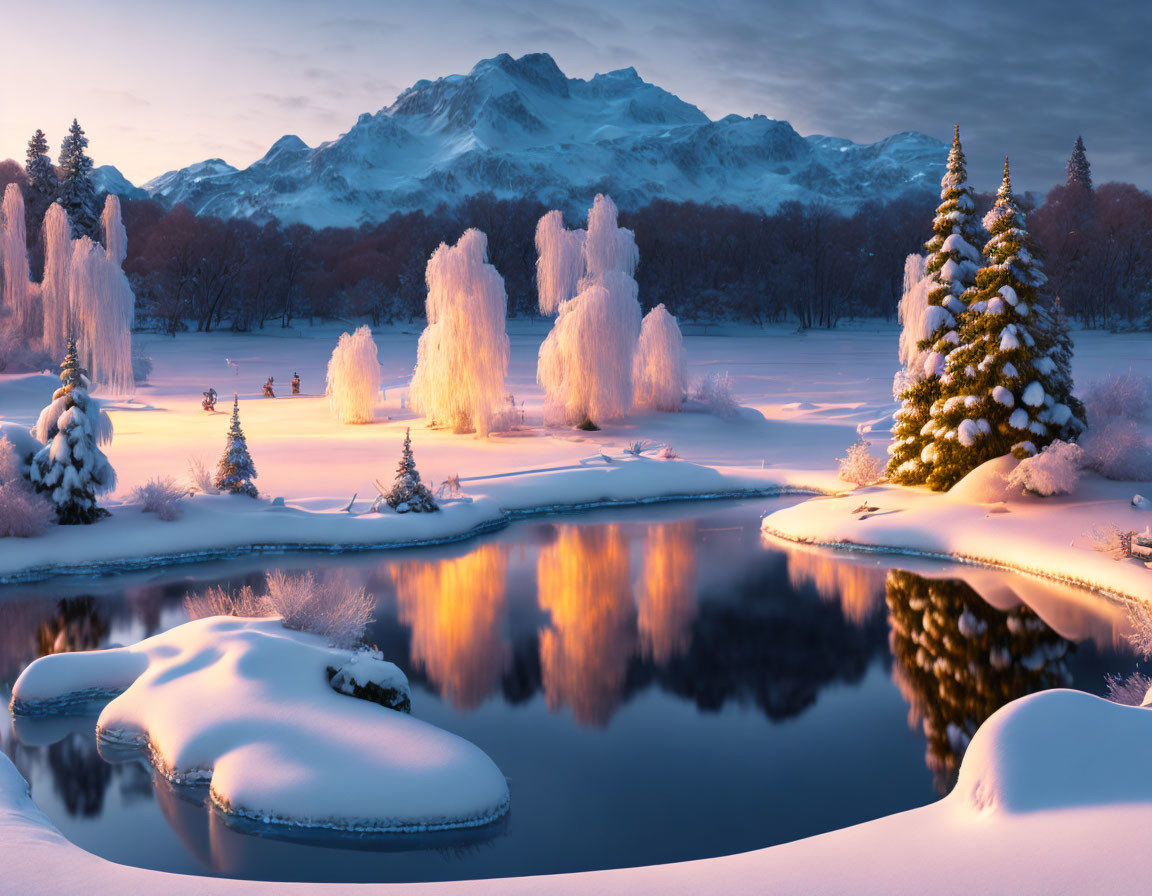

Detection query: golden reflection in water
(637, 521), (697, 664)
(782, 542), (886, 625)
(537, 524), (635, 726)
(392, 543), (510, 711)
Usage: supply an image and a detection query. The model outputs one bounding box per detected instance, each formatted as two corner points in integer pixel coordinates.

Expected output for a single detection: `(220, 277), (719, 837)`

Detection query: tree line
(1, 129), (1148, 332)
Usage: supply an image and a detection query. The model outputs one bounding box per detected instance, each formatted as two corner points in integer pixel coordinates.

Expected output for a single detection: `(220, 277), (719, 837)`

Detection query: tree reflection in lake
(636, 521), (697, 664)
(885, 569), (1073, 792)
(537, 524), (636, 726)
(392, 544), (511, 711)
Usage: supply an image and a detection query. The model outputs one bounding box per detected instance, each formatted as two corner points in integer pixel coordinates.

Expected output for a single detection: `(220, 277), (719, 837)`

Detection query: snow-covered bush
(185, 570), (374, 649)
(1124, 600), (1152, 661)
(633, 304), (687, 412)
(1079, 418), (1152, 481)
(691, 371), (738, 420)
(132, 476), (185, 521)
(1006, 439), (1084, 496)
(0, 317), (51, 373)
(1084, 522), (1125, 555)
(0, 437), (52, 538)
(409, 229), (510, 436)
(1105, 671), (1152, 707)
(837, 439), (885, 487)
(1081, 372), (1152, 426)
(325, 325), (381, 424)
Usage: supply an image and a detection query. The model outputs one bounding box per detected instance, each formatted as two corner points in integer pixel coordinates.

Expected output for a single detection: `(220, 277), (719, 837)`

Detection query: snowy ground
(3, 320), (1152, 892)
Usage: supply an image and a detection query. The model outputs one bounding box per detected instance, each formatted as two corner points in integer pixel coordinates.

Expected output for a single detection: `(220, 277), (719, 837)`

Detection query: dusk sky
(2, 0), (1148, 192)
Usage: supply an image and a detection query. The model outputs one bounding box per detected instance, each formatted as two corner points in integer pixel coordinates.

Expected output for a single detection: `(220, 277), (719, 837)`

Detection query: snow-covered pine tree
(57, 120), (99, 241)
(30, 339), (116, 524)
(1028, 293), (1086, 442)
(386, 428), (438, 512)
(887, 127), (983, 484)
(927, 158), (1057, 490)
(214, 395), (258, 497)
(25, 129), (57, 240)
(1066, 136), (1092, 190)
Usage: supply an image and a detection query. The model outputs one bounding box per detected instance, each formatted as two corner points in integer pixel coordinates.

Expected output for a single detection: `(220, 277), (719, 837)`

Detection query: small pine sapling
(385, 429), (438, 513)
(214, 396), (258, 497)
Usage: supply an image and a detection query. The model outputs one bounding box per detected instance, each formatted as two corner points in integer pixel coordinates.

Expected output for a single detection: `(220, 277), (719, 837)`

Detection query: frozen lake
(0, 498), (1138, 883)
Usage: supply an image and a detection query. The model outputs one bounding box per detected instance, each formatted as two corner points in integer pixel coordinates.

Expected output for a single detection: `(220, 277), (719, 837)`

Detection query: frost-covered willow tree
(41, 204), (73, 359)
(2, 183), (37, 338)
(887, 127), (983, 484)
(410, 229), (510, 436)
(68, 198), (135, 396)
(927, 159), (1073, 490)
(537, 195), (642, 427)
(30, 339), (116, 523)
(535, 210), (585, 315)
(633, 303), (687, 411)
(325, 325), (381, 423)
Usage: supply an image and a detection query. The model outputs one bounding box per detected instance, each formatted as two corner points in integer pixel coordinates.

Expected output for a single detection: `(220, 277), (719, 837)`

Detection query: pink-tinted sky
(2, 0), (1148, 190)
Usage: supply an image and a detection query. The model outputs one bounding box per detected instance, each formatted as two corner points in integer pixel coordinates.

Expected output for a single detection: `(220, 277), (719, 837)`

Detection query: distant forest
(2, 159), (1149, 333)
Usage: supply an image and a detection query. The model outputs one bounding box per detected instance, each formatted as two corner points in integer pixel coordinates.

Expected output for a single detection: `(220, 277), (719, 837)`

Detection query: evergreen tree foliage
(214, 395), (258, 497)
(887, 127), (983, 484)
(886, 570), (1070, 792)
(24, 129), (57, 239)
(1066, 136), (1092, 190)
(386, 428), (438, 512)
(29, 339), (117, 524)
(927, 159), (1070, 490)
(57, 120), (98, 241)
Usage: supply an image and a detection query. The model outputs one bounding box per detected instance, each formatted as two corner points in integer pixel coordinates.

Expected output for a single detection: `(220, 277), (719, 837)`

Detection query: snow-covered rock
(328, 653), (411, 713)
(11, 617), (509, 832)
(142, 53), (945, 227)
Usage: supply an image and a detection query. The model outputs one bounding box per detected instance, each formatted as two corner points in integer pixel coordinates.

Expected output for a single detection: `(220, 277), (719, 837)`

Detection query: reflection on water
(0, 500), (1140, 883)
(886, 569), (1072, 792)
(392, 544), (510, 711)
(637, 522), (697, 664)
(538, 524), (637, 726)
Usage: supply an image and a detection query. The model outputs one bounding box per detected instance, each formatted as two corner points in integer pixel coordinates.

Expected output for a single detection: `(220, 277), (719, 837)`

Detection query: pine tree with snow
(214, 395), (258, 497)
(1066, 136), (1092, 191)
(927, 158), (1060, 490)
(29, 339), (117, 524)
(887, 127), (983, 485)
(57, 120), (99, 241)
(385, 428), (438, 512)
(25, 129), (57, 238)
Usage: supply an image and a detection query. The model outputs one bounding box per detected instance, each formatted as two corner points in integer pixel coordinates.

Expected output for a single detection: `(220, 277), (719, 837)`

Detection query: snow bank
(762, 471), (1152, 602)
(6, 680), (1152, 893)
(11, 617), (509, 832)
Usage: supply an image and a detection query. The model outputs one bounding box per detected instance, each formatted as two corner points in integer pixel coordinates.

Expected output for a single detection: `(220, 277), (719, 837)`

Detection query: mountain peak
(470, 52), (569, 96)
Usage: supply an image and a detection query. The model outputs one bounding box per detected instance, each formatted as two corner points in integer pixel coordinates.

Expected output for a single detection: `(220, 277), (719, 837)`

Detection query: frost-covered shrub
(1125, 600), (1152, 661)
(633, 304), (687, 412)
(1079, 418), (1152, 481)
(325, 325), (381, 424)
(132, 476), (185, 521)
(409, 229), (510, 436)
(185, 570), (375, 649)
(1105, 671), (1152, 707)
(187, 456), (219, 495)
(0, 437), (53, 538)
(1006, 439), (1084, 496)
(1084, 522), (1125, 555)
(837, 439), (885, 487)
(691, 371), (738, 420)
(1082, 372), (1152, 426)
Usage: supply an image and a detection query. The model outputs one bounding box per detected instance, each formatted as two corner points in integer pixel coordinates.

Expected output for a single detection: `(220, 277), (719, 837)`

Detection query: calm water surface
(0, 498), (1139, 883)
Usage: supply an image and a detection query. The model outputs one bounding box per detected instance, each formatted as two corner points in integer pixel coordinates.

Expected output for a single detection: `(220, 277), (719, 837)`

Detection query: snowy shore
(4, 686), (1152, 894)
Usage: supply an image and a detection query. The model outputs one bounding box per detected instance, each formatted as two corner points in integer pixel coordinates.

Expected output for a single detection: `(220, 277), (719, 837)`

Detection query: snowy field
(2, 319), (1149, 589)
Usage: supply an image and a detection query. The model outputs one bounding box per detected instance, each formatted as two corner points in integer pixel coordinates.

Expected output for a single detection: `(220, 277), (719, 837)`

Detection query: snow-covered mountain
(93, 165), (149, 201)
(143, 53), (946, 227)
